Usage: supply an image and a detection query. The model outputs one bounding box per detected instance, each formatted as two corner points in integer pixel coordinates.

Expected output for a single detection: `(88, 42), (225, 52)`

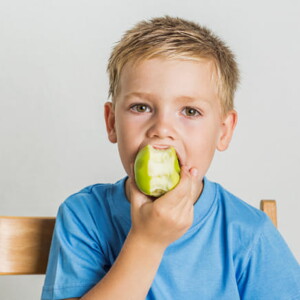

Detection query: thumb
(188, 167), (202, 204)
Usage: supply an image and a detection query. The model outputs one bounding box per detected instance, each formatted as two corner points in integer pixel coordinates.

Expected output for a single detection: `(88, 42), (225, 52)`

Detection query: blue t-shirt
(41, 177), (300, 299)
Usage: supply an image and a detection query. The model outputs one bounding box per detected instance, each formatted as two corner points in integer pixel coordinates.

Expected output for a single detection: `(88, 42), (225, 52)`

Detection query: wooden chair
(0, 200), (277, 275)
(0, 216), (55, 275)
(260, 199), (277, 228)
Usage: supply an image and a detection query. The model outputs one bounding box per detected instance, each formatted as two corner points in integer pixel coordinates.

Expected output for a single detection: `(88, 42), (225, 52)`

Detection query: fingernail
(191, 168), (198, 177)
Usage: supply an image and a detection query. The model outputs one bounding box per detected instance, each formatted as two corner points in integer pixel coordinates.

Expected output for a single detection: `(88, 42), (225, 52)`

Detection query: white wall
(1, 0), (299, 299)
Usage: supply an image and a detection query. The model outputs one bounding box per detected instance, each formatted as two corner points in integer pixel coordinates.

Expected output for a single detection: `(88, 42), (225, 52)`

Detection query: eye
(130, 104), (151, 113)
(182, 107), (201, 117)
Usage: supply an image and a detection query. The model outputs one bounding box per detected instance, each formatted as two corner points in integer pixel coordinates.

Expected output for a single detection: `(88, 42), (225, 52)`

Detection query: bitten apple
(134, 145), (181, 197)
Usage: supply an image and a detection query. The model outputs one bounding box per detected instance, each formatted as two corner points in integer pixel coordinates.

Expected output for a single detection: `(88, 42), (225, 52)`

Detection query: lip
(152, 144), (171, 150)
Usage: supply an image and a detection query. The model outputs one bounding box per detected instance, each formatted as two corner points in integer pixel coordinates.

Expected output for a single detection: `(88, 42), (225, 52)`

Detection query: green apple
(134, 145), (181, 197)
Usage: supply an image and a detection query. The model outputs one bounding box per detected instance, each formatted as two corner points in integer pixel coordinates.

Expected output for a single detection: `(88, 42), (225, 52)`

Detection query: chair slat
(0, 216), (55, 275)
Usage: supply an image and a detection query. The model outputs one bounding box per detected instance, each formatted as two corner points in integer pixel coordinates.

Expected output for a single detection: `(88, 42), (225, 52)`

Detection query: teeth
(152, 144), (170, 150)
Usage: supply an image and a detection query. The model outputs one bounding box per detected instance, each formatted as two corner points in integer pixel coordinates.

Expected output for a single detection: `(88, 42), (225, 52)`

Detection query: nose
(146, 111), (176, 140)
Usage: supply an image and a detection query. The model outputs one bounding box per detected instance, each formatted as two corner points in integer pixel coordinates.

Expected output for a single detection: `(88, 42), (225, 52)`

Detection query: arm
(77, 166), (200, 300)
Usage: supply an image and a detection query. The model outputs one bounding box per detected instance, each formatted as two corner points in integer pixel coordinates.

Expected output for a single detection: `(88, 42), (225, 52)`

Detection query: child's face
(105, 57), (237, 183)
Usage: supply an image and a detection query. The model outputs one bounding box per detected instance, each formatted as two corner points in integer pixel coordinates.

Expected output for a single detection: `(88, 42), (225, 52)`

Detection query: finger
(189, 167), (198, 178)
(174, 165), (193, 195)
(177, 166), (198, 207)
(156, 165), (192, 207)
(174, 168), (199, 218)
(188, 167), (203, 204)
(170, 166), (200, 208)
(128, 163), (135, 181)
(127, 177), (152, 210)
(127, 163), (145, 208)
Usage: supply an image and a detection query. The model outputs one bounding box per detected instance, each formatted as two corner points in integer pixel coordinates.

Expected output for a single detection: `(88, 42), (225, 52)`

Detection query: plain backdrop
(1, 0), (299, 299)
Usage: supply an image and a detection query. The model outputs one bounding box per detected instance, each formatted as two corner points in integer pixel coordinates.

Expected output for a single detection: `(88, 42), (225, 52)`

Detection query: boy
(42, 16), (300, 299)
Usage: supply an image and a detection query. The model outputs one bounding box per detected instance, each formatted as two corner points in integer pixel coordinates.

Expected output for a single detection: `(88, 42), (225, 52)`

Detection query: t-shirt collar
(110, 176), (217, 229)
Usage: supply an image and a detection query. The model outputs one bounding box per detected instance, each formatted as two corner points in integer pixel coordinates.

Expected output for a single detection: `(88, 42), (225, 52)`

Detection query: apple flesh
(134, 145), (181, 197)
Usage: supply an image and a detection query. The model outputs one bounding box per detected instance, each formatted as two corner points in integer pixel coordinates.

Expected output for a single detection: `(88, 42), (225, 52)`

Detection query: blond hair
(107, 16), (239, 114)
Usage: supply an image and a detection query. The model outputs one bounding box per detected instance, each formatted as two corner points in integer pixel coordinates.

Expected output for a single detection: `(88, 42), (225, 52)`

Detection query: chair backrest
(0, 200), (277, 275)
(0, 216), (55, 275)
(260, 200), (277, 228)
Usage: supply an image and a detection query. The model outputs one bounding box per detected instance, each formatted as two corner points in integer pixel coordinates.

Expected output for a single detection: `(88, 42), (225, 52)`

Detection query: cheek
(117, 139), (136, 177)
(182, 122), (220, 156)
(116, 117), (143, 146)
(115, 117), (145, 170)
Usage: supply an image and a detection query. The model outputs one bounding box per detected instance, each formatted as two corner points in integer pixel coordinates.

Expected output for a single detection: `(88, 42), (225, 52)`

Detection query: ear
(104, 101), (117, 143)
(216, 110), (238, 151)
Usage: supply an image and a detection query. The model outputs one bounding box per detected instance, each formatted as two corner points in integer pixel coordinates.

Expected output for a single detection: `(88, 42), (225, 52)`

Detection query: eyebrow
(124, 92), (210, 105)
(175, 95), (207, 103)
(124, 92), (155, 101)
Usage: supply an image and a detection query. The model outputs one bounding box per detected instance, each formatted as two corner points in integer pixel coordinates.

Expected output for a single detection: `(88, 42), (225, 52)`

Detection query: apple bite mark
(134, 145), (181, 197)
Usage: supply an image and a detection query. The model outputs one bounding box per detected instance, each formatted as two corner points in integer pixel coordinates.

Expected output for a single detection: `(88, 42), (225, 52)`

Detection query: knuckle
(152, 203), (167, 219)
(152, 204), (178, 225)
(168, 213), (178, 225)
(177, 217), (191, 231)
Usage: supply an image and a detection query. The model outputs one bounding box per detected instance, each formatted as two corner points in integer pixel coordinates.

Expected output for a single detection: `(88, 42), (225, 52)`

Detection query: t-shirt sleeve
(237, 217), (300, 300)
(41, 199), (109, 300)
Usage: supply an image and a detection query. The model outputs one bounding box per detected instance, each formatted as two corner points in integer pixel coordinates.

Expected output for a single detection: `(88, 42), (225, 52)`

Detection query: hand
(127, 165), (201, 250)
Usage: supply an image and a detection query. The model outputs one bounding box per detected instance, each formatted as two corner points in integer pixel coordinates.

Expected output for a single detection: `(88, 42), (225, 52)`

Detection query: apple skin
(134, 145), (181, 197)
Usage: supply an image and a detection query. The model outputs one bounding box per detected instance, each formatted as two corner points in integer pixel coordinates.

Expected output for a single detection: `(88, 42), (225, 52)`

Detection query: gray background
(1, 0), (299, 299)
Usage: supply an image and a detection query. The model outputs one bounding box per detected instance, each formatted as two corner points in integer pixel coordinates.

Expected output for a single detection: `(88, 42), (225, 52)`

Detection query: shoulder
(55, 177), (128, 233)
(61, 177), (127, 213)
(64, 182), (112, 208)
(211, 180), (273, 262)
(213, 180), (267, 231)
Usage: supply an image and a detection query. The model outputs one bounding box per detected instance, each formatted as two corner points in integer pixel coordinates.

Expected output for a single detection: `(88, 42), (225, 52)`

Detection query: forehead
(118, 57), (219, 100)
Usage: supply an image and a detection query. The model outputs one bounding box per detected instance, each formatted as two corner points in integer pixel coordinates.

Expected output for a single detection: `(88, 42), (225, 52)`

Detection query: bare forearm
(81, 230), (165, 300)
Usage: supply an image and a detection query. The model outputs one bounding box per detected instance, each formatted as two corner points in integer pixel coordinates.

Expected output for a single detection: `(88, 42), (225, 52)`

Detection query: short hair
(107, 16), (240, 114)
